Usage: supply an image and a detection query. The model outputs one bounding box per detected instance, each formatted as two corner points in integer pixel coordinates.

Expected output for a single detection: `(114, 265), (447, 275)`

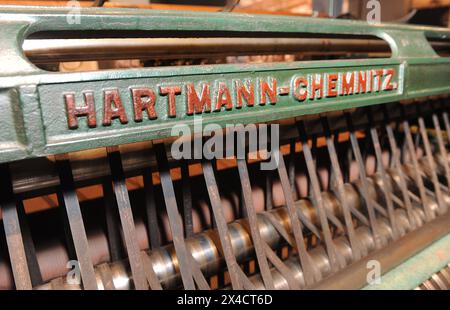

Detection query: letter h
(64, 92), (97, 129)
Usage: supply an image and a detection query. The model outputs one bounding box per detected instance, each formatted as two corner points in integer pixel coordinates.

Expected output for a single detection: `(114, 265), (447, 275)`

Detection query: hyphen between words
(64, 68), (398, 128)
(63, 68), (397, 170)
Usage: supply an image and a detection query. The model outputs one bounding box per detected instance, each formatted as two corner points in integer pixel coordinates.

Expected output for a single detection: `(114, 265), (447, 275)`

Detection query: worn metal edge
(363, 232), (450, 290)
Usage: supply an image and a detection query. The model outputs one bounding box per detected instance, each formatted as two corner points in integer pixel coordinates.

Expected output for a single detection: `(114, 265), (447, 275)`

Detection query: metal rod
(22, 38), (394, 63)
(154, 143), (196, 290)
(0, 164), (32, 290)
(55, 157), (98, 290)
(106, 147), (148, 290)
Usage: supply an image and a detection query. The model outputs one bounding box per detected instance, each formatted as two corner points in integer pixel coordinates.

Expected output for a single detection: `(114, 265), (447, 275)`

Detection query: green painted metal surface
(363, 233), (450, 290)
(0, 6), (450, 163)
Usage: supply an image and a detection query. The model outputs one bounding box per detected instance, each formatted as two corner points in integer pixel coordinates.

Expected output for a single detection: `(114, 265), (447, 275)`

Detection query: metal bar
(262, 242), (301, 290)
(368, 109), (399, 240)
(201, 160), (244, 290)
(321, 117), (362, 261)
(0, 164), (32, 290)
(143, 169), (161, 250)
(210, 158), (219, 228)
(297, 121), (345, 272)
(55, 156), (98, 290)
(235, 134), (275, 289)
(16, 200), (42, 286)
(288, 139), (297, 199)
(56, 191), (77, 261)
(263, 212), (295, 247)
(187, 252), (211, 290)
(22, 37), (394, 64)
(265, 170), (273, 211)
(102, 178), (123, 261)
(141, 252), (163, 290)
(442, 111), (450, 149)
(416, 108), (447, 214)
(384, 122), (416, 229)
(431, 109), (450, 192)
(106, 147), (148, 290)
(97, 263), (116, 290)
(402, 115), (435, 221)
(345, 113), (383, 250)
(154, 143), (195, 290)
(273, 147), (321, 285)
(181, 161), (194, 238)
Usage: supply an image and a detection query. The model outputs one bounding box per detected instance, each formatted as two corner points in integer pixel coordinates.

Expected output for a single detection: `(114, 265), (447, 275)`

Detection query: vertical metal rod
(417, 109), (447, 214)
(289, 139), (297, 199)
(102, 178), (123, 261)
(368, 110), (399, 240)
(265, 127), (273, 211)
(154, 143), (195, 290)
(106, 147), (148, 290)
(202, 160), (244, 290)
(273, 147), (321, 285)
(181, 161), (194, 238)
(321, 117), (362, 261)
(442, 111), (450, 148)
(16, 201), (43, 286)
(56, 191), (77, 261)
(236, 155), (275, 289)
(265, 170), (273, 211)
(143, 170), (160, 250)
(401, 112), (435, 221)
(432, 111), (450, 191)
(56, 157), (98, 290)
(210, 158), (220, 228)
(384, 118), (416, 229)
(0, 164), (32, 290)
(344, 113), (383, 250)
(297, 121), (345, 271)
